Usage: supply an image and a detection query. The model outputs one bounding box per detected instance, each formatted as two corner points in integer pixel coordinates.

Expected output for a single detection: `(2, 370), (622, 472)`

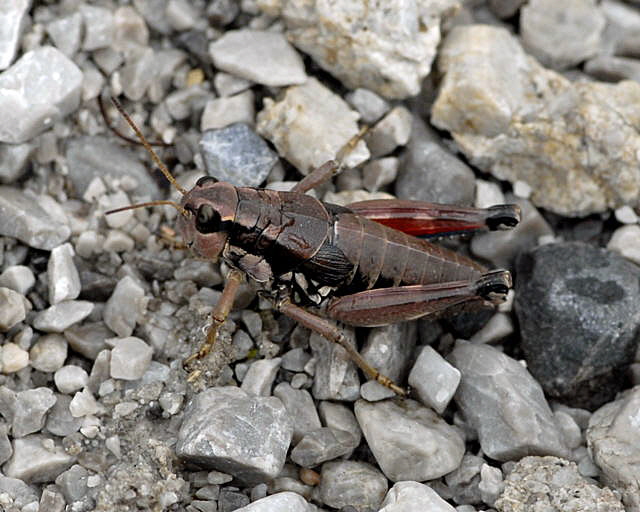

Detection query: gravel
(0, 1), (638, 511)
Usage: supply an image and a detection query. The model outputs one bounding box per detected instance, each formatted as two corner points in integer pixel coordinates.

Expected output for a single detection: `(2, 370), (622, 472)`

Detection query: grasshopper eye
(195, 204), (221, 233)
(196, 176), (218, 187)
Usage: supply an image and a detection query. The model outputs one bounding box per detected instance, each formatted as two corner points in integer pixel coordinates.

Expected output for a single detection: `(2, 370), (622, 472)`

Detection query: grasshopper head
(179, 177), (238, 261)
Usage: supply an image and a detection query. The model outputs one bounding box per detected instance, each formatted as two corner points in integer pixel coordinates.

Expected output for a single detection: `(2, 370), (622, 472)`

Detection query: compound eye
(195, 176), (218, 187)
(195, 204), (221, 233)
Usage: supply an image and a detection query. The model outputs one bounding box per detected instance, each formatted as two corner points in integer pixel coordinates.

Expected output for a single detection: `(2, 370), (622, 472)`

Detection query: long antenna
(109, 97), (187, 196)
(106, 200), (189, 217)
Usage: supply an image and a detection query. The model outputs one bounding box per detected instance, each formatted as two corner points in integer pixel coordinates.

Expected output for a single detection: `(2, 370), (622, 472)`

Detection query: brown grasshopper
(106, 97), (519, 396)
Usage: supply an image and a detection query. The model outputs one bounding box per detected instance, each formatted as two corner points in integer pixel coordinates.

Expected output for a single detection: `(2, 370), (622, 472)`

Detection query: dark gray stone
(290, 427), (357, 468)
(318, 460), (387, 511)
(515, 242), (640, 409)
(199, 124), (278, 187)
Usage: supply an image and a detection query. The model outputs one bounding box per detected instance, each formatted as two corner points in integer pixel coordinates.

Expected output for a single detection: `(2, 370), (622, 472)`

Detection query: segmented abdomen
(333, 213), (486, 291)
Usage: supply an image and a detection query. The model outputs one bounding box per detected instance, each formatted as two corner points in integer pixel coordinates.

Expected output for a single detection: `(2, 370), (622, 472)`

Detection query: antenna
(106, 200), (189, 218)
(109, 97), (187, 196)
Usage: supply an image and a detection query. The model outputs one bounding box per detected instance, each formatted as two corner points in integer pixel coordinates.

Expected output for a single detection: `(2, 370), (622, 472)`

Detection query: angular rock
(516, 242), (640, 409)
(257, 78), (369, 174)
(200, 124), (278, 187)
(64, 322), (112, 360)
(0, 475), (38, 509)
(80, 4), (114, 51)
(66, 136), (161, 197)
(365, 106), (412, 158)
(30, 334), (68, 373)
(262, 0), (457, 99)
(380, 481), (456, 512)
(495, 456), (624, 512)
(290, 427), (355, 468)
(176, 387), (293, 485)
(12, 388), (57, 438)
(318, 460), (387, 510)
(445, 453), (484, 505)
(55, 464), (88, 503)
(0, 141), (35, 184)
(209, 29), (306, 87)
(0, 265), (36, 295)
(103, 276), (146, 337)
(346, 88), (390, 124)
(201, 90), (255, 131)
(355, 398), (465, 481)
(408, 345), (460, 414)
(33, 301), (94, 333)
(46, 12), (83, 58)
(448, 341), (569, 461)
(520, 0), (605, 69)
(0, 187), (71, 250)
(608, 224), (640, 265)
(431, 24), (640, 216)
(3, 434), (75, 483)
(0, 0), (30, 70)
(396, 116), (475, 206)
(0, 46), (83, 143)
(309, 329), (360, 401)
(587, 386), (640, 511)
(0, 287), (26, 331)
(1, 342), (29, 373)
(234, 492), (311, 512)
(240, 357), (281, 396)
(109, 337), (153, 381)
(273, 383), (321, 444)
(44, 394), (82, 437)
(317, 401), (361, 452)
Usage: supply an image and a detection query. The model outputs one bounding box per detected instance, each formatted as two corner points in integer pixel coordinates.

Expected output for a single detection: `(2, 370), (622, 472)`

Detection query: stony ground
(1, 0), (640, 511)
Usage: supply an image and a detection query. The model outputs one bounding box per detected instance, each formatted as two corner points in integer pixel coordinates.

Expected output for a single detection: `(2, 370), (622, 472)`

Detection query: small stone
(233, 492), (310, 512)
(46, 12), (82, 58)
(365, 106), (412, 158)
(468, 312), (514, 344)
(362, 157), (398, 193)
(69, 388), (99, 418)
(355, 399), (464, 481)
(0, 475), (38, 509)
(75, 231), (99, 258)
(317, 401), (362, 451)
(521, 0), (605, 70)
(0, 423), (12, 464)
(379, 481), (456, 512)
(166, 0), (198, 31)
(109, 337), (153, 380)
(4, 435), (75, 483)
(309, 329), (360, 401)
(318, 460), (387, 510)
(408, 345), (460, 414)
(0, 47), (83, 143)
(105, 435), (121, 458)
(214, 72), (251, 97)
(39, 487), (66, 512)
(554, 410), (582, 450)
(54, 366), (89, 394)
(614, 205), (639, 224)
(176, 387), (293, 485)
(12, 388), (57, 438)
(201, 90), (255, 131)
(273, 382), (321, 443)
(1, 342), (29, 373)
(0, 142), (35, 184)
(120, 48), (156, 102)
(396, 116), (475, 206)
(164, 84), (213, 121)
(257, 78), (369, 174)
(200, 123), (278, 187)
(80, 4), (114, 51)
(33, 301), (94, 333)
(0, 0), (30, 70)
(0, 287), (26, 331)
(103, 275), (146, 337)
(209, 29), (306, 87)
(55, 464), (88, 503)
(608, 224), (640, 265)
(64, 322), (111, 360)
(291, 427), (356, 468)
(0, 265), (36, 295)
(448, 341), (569, 461)
(0, 187), (71, 250)
(103, 230), (135, 252)
(29, 334), (68, 373)
(495, 456), (624, 511)
(584, 55), (640, 83)
(66, 136), (160, 197)
(345, 88), (390, 124)
(475, 179), (506, 209)
(44, 394), (81, 437)
(240, 357), (282, 396)
(280, 348), (310, 373)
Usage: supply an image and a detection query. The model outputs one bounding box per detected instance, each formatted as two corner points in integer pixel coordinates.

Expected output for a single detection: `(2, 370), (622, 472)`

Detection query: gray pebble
(0, 265), (36, 295)
(584, 55), (640, 83)
(33, 300), (94, 333)
(0, 474), (38, 510)
(29, 334), (68, 373)
(448, 341), (569, 461)
(281, 348), (311, 373)
(10, 387), (56, 438)
(0, 287), (27, 331)
(103, 275), (146, 337)
(318, 460), (387, 510)
(44, 394), (82, 437)
(63, 321), (112, 360)
(233, 492), (311, 512)
(365, 106), (412, 158)
(46, 12), (82, 58)
(0, 187), (71, 250)
(0, 0), (30, 69)
(362, 157), (398, 193)
(240, 357), (282, 396)
(408, 345), (461, 414)
(209, 29), (306, 87)
(273, 382), (321, 444)
(0, 142), (35, 184)
(3, 434), (75, 483)
(55, 464), (88, 503)
(345, 88), (390, 124)
(200, 123), (278, 187)
(0, 47), (83, 143)
(0, 422), (12, 464)
(80, 4), (114, 51)
(176, 387), (293, 485)
(39, 486), (66, 512)
(291, 427), (356, 468)
(54, 365), (89, 394)
(355, 398), (465, 481)
(201, 90), (255, 131)
(379, 481), (457, 512)
(110, 337), (153, 381)
(309, 329), (360, 401)
(317, 401), (362, 451)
